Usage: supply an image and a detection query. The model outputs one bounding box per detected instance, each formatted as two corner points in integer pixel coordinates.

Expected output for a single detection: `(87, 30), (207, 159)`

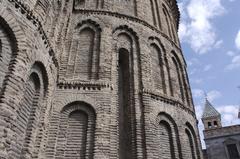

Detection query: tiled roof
(202, 99), (221, 119)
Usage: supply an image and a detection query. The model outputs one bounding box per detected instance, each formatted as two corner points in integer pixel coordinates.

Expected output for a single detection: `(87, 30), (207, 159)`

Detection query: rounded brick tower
(0, 0), (203, 158)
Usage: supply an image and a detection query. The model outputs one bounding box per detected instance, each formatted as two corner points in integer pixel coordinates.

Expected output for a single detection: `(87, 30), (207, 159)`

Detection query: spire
(202, 99), (222, 130)
(202, 99), (221, 119)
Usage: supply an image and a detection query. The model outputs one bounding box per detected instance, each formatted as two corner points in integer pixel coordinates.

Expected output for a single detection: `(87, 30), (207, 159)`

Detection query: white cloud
(217, 105), (240, 126)
(207, 90), (222, 101)
(225, 55), (240, 70)
(235, 30), (240, 50)
(192, 78), (203, 84)
(203, 64), (212, 71)
(179, 0), (225, 54)
(226, 51), (236, 57)
(192, 89), (205, 98)
(214, 40), (223, 49)
(225, 31), (240, 70)
(191, 89), (222, 102)
(188, 68), (198, 75)
(187, 58), (201, 68)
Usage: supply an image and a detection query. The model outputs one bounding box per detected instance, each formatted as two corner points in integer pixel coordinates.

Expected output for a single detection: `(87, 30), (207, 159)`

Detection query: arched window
(115, 31), (137, 159)
(159, 121), (175, 158)
(170, 56), (184, 101)
(0, 39), (2, 54)
(75, 28), (95, 78)
(185, 129), (196, 159)
(163, 7), (172, 39)
(164, 55), (173, 96)
(118, 46), (134, 159)
(224, 139), (240, 159)
(74, 0), (86, 8)
(162, 4), (177, 42)
(150, 43), (166, 93)
(150, 0), (162, 29)
(66, 21), (101, 80)
(65, 110), (88, 158)
(182, 67), (191, 106)
(74, 0), (103, 9)
(208, 122), (212, 128)
(96, 0), (104, 9)
(55, 102), (96, 159)
(156, 112), (182, 158)
(169, 51), (189, 103)
(214, 121), (218, 127)
(155, 0), (162, 29)
(150, 0), (157, 26)
(185, 122), (201, 159)
(0, 17), (16, 93)
(17, 62), (48, 158)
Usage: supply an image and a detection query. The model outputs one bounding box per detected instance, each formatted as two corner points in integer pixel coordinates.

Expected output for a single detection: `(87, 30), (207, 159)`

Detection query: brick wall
(0, 0), (203, 159)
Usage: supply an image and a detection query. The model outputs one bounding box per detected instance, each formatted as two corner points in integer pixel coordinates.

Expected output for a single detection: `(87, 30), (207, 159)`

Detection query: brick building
(0, 0), (203, 158)
(202, 99), (240, 159)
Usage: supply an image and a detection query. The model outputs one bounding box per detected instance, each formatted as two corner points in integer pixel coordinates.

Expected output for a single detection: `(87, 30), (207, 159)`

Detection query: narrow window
(150, 44), (166, 93)
(118, 48), (133, 159)
(208, 122), (212, 128)
(74, 28), (95, 79)
(165, 56), (173, 96)
(171, 57), (184, 101)
(65, 110), (88, 158)
(75, 0), (85, 8)
(150, 0), (157, 26)
(213, 121), (218, 127)
(20, 73), (41, 158)
(67, 25), (100, 80)
(154, 0), (161, 29)
(54, 103), (95, 159)
(97, 0), (104, 9)
(0, 22), (14, 92)
(227, 144), (240, 159)
(171, 22), (177, 42)
(163, 8), (172, 39)
(159, 121), (175, 158)
(0, 39), (2, 56)
(186, 129), (196, 159)
(16, 63), (48, 158)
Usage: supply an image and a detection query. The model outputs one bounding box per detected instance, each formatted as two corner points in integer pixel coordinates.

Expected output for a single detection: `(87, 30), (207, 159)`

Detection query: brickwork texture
(0, 0), (203, 158)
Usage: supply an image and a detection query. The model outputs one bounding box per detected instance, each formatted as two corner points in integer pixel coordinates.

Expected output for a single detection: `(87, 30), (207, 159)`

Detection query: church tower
(202, 99), (240, 159)
(202, 99), (222, 130)
(0, 0), (203, 158)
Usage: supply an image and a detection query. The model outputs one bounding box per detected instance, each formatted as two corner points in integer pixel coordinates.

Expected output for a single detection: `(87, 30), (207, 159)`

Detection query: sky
(177, 0), (240, 148)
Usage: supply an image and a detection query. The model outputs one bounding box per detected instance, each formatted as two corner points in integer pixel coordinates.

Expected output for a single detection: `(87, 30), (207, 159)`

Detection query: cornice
(142, 88), (196, 119)
(7, 0), (59, 68)
(163, 0), (180, 29)
(57, 81), (113, 91)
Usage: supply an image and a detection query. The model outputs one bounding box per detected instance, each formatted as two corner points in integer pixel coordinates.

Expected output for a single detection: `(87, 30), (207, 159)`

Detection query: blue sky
(177, 0), (240, 148)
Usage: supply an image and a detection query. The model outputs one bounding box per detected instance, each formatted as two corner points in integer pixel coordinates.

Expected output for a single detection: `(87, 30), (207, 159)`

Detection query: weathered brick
(0, 0), (203, 158)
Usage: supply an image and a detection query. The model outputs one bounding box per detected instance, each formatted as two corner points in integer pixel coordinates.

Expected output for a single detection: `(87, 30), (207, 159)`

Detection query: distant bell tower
(202, 99), (222, 130)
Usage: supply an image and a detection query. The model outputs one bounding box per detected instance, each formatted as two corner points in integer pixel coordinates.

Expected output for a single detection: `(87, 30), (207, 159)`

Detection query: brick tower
(0, 0), (203, 158)
(202, 99), (222, 130)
